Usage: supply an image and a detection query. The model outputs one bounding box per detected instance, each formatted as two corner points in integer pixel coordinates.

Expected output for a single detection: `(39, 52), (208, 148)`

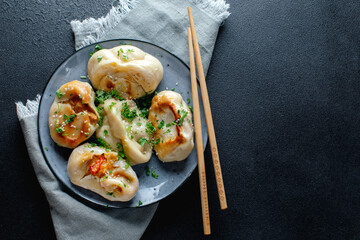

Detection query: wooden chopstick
(188, 7), (228, 210)
(188, 28), (211, 236)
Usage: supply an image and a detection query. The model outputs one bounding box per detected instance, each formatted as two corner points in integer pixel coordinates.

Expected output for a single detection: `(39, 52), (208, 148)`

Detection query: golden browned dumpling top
(67, 144), (139, 202)
(48, 80), (99, 148)
(148, 91), (194, 162)
(88, 45), (163, 99)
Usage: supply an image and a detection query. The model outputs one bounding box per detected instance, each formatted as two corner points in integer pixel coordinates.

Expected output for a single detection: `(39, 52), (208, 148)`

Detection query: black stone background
(1, 0), (360, 239)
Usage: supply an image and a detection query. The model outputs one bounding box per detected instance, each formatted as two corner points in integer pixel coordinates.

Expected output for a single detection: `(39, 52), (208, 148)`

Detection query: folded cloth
(71, 0), (230, 73)
(16, 1), (230, 239)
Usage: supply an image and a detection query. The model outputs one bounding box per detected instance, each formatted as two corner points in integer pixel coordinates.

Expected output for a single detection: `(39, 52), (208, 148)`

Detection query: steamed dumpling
(96, 113), (121, 151)
(148, 91), (194, 162)
(102, 99), (153, 165)
(67, 144), (139, 202)
(88, 45), (163, 99)
(49, 80), (99, 148)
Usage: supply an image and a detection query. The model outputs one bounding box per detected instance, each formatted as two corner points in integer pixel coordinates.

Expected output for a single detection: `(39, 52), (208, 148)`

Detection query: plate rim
(38, 38), (206, 208)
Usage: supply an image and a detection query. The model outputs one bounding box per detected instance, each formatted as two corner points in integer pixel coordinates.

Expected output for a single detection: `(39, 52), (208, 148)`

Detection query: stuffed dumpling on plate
(148, 91), (194, 162)
(48, 80), (99, 148)
(67, 144), (139, 202)
(88, 45), (163, 99)
(101, 99), (154, 165)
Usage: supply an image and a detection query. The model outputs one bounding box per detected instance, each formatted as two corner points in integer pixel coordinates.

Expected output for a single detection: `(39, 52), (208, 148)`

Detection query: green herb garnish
(55, 127), (63, 133)
(96, 107), (104, 126)
(101, 175), (109, 182)
(177, 109), (188, 127)
(126, 125), (132, 132)
(63, 114), (76, 124)
(152, 138), (160, 145)
(138, 137), (159, 146)
(108, 102), (116, 110)
(121, 102), (137, 122)
(95, 89), (125, 105)
(90, 45), (102, 56)
(139, 108), (149, 119)
(151, 170), (159, 179)
(125, 160), (130, 169)
(188, 105), (193, 113)
(138, 137), (148, 146)
(136, 92), (154, 118)
(145, 122), (156, 137)
(166, 121), (176, 127)
(158, 120), (165, 129)
(136, 200), (142, 207)
(116, 143), (125, 159)
(96, 138), (111, 150)
(56, 90), (64, 99)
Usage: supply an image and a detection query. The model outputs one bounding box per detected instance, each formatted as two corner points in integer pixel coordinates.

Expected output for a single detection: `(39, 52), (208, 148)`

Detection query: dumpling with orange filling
(67, 144), (139, 202)
(148, 91), (194, 162)
(49, 80), (99, 148)
(88, 45), (163, 99)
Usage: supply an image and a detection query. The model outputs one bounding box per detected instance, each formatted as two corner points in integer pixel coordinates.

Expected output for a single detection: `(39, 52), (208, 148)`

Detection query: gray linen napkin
(71, 0), (230, 73)
(16, 0), (230, 239)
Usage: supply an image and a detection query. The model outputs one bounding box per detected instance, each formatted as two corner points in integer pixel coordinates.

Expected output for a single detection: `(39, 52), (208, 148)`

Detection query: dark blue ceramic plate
(38, 39), (208, 208)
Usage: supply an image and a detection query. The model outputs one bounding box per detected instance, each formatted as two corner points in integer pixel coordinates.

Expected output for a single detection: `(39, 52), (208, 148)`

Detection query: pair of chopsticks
(187, 7), (227, 235)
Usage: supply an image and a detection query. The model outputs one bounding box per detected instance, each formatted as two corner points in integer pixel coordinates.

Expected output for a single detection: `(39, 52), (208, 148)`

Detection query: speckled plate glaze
(38, 39), (208, 208)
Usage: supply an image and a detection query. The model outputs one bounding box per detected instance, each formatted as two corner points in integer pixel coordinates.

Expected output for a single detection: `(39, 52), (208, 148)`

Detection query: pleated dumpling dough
(96, 112), (121, 151)
(67, 144), (139, 202)
(102, 99), (153, 165)
(49, 80), (99, 148)
(88, 45), (163, 99)
(148, 91), (194, 162)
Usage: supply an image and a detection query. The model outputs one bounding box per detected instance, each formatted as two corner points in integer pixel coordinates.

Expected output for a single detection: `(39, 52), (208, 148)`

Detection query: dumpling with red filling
(67, 144), (139, 202)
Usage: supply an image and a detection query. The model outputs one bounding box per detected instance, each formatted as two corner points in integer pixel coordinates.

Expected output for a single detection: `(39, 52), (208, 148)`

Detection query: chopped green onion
(158, 120), (165, 129)
(151, 170), (158, 179)
(56, 90), (64, 99)
(136, 200), (142, 207)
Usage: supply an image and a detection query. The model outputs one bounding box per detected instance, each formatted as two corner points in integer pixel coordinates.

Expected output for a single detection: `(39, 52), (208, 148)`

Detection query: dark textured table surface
(2, 0), (360, 239)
